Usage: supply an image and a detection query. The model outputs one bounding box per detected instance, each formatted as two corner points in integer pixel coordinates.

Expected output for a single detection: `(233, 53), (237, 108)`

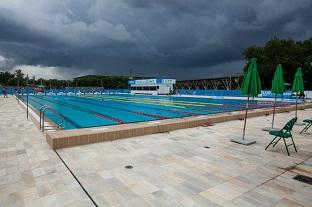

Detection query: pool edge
(46, 103), (312, 149)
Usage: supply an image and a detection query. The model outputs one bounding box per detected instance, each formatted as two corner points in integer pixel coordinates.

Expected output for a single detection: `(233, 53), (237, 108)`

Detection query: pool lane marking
(82, 95), (186, 108)
(99, 96), (224, 107)
(28, 97), (83, 128)
(97, 96), (221, 111)
(77, 95), (199, 116)
(64, 96), (169, 120)
(43, 96), (126, 124)
(96, 95), (215, 105)
(88, 96), (202, 116)
(26, 96), (82, 128)
(86, 95), (208, 108)
(33, 96), (126, 124)
(81, 95), (241, 116)
(108, 97), (188, 108)
(97, 95), (223, 106)
(97, 96), (206, 107)
(80, 96), (201, 116)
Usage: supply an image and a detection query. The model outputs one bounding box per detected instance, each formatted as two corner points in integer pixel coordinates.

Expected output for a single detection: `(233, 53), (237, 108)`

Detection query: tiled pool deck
(1, 96), (312, 206)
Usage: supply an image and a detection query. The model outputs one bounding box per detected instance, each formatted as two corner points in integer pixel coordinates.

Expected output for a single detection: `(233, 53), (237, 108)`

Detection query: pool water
(20, 94), (290, 129)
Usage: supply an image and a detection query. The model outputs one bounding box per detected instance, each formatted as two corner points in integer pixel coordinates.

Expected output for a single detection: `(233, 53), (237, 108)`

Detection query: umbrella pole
(242, 96), (250, 140)
(272, 94), (277, 128)
(295, 92), (298, 118)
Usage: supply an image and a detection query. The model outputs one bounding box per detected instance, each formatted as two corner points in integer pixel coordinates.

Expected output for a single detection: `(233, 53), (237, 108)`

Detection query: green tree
(243, 38), (312, 89)
(73, 75), (129, 88)
(0, 71), (14, 85)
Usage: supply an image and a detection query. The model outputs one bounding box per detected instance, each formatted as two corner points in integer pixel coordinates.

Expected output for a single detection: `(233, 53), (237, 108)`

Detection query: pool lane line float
(100, 97), (190, 108)
(88, 95), (223, 106)
(86, 96), (187, 108)
(32, 96), (126, 124)
(28, 97), (83, 128)
(106, 95), (224, 106)
(80, 96), (201, 116)
(115, 96), (223, 106)
(63, 97), (170, 120)
(72, 96), (202, 117)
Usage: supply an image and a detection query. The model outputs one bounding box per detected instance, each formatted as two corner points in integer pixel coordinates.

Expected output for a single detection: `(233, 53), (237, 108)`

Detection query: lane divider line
(65, 96), (169, 120)
(32, 96), (126, 124)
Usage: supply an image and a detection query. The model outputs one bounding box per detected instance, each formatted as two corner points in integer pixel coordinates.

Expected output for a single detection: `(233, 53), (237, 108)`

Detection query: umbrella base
(262, 127), (280, 131)
(231, 138), (256, 145)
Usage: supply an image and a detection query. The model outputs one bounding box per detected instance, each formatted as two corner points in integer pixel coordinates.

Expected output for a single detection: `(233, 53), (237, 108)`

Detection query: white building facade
(129, 79), (176, 95)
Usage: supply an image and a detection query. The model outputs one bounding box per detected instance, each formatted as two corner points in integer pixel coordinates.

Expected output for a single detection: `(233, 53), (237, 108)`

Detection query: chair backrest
(283, 117), (297, 132)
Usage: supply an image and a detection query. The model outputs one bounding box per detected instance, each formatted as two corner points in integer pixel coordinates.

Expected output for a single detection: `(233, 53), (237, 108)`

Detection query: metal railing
(39, 105), (67, 132)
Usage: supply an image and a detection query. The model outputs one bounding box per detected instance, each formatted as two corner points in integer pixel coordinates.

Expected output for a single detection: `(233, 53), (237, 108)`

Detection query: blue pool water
(20, 94), (290, 129)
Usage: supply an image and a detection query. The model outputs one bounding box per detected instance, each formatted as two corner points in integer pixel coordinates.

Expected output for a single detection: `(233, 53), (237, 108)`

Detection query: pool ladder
(39, 105), (67, 132)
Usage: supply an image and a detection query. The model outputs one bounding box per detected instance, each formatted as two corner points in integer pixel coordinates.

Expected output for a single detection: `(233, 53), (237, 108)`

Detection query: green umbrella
(231, 58), (261, 145)
(263, 64), (286, 131)
(292, 68), (304, 118)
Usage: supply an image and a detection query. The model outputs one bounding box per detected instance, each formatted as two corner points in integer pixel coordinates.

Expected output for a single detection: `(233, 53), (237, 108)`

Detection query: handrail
(16, 94), (19, 104)
(39, 105), (67, 132)
(39, 105), (49, 129)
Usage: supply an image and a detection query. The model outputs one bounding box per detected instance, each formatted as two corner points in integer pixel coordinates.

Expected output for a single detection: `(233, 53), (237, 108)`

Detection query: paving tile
(1, 97), (312, 207)
(130, 180), (159, 196)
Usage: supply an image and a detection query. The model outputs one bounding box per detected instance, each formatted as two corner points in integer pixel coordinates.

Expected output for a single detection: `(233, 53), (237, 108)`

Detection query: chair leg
(272, 137), (282, 147)
(300, 127), (306, 134)
(290, 135), (297, 152)
(282, 138), (290, 156)
(265, 136), (278, 150)
(304, 123), (311, 132)
(300, 124), (309, 134)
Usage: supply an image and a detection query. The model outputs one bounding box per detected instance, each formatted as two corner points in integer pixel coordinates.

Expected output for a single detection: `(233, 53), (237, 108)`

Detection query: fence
(1, 87), (311, 99)
(176, 89), (311, 99)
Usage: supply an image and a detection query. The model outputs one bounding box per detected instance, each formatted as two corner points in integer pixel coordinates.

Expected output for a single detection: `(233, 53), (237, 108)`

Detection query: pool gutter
(46, 102), (312, 149)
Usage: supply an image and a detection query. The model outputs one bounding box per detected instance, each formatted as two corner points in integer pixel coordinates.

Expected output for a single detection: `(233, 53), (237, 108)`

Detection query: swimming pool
(20, 94), (291, 129)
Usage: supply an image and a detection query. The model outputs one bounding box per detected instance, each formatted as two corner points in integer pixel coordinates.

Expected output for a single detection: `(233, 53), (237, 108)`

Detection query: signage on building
(162, 79), (176, 84)
(129, 79), (175, 85)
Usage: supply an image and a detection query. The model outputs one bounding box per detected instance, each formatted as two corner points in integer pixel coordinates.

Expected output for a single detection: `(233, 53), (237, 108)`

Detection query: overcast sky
(0, 0), (311, 80)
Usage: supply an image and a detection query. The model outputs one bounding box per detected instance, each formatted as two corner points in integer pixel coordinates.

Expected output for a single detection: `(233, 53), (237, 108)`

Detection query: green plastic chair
(300, 118), (312, 134)
(265, 117), (297, 156)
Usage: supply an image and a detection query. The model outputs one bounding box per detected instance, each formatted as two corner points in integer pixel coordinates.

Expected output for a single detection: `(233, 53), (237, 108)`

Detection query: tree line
(0, 71), (129, 89)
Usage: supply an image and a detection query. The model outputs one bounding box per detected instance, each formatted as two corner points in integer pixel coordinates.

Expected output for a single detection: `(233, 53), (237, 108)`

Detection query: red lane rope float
(129, 111), (168, 119)
(94, 113), (125, 124)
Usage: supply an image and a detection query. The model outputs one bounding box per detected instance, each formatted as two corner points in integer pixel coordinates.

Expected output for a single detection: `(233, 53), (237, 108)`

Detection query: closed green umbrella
(292, 68), (304, 120)
(231, 58), (261, 145)
(263, 64), (286, 131)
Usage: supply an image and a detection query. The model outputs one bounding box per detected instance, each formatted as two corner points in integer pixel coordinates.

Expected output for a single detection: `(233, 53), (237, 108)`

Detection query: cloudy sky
(0, 0), (311, 80)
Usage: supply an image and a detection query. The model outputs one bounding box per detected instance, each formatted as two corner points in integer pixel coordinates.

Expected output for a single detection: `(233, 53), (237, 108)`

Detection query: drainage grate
(293, 174), (312, 185)
(125, 165), (133, 169)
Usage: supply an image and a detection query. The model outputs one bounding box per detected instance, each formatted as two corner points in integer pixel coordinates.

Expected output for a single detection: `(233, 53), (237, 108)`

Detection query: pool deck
(1, 96), (312, 207)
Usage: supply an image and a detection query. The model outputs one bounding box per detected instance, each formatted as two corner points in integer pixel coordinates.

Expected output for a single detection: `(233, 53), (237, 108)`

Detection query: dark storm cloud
(0, 0), (311, 79)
